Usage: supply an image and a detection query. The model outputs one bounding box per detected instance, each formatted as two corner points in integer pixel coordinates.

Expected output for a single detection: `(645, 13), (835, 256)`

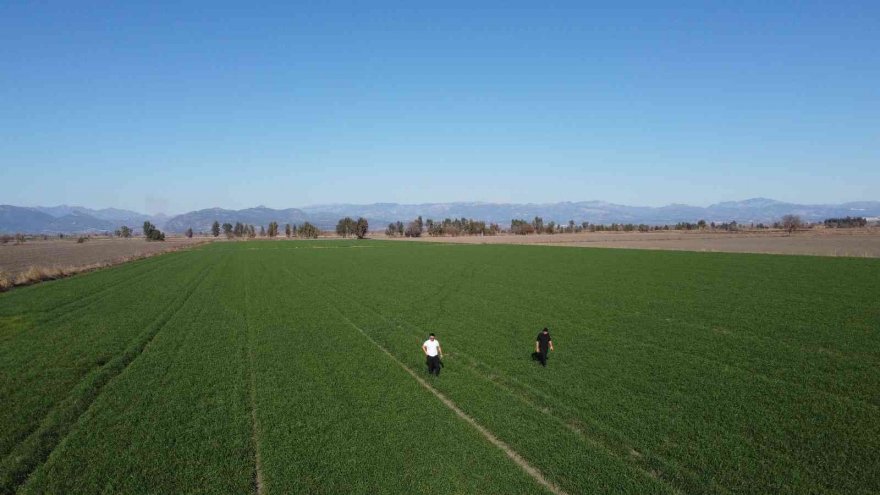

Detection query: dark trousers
(537, 348), (549, 367)
(426, 355), (441, 376)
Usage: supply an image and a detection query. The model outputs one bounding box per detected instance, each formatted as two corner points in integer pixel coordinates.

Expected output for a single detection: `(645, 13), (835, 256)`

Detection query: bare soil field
(0, 236), (211, 278)
(393, 228), (880, 257)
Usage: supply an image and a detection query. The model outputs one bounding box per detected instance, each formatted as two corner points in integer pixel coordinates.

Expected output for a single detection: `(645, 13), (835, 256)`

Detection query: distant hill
(163, 207), (311, 233)
(3, 199), (879, 234)
(31, 205), (157, 228)
(0, 205), (162, 234)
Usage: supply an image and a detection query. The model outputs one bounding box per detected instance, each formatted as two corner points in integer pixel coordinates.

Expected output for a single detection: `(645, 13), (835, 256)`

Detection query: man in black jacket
(535, 327), (554, 367)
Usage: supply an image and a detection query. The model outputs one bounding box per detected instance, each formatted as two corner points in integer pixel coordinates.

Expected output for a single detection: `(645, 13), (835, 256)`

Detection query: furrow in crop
(244, 278), (265, 495)
(0, 252), (194, 347)
(14, 249), (193, 326)
(18, 250), (252, 494)
(0, 258), (215, 494)
(0, 252), (214, 460)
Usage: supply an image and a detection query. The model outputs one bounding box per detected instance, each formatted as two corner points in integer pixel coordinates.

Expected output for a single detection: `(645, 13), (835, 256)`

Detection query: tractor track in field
(0, 258), (215, 494)
(32, 251), (193, 326)
(0, 253), (193, 347)
(243, 279), (265, 495)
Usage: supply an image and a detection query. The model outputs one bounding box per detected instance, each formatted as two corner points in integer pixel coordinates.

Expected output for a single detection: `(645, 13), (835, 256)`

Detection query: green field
(1, 240), (878, 494)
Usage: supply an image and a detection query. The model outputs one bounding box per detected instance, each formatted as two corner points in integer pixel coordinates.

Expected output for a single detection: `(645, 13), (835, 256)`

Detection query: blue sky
(2, 1), (878, 214)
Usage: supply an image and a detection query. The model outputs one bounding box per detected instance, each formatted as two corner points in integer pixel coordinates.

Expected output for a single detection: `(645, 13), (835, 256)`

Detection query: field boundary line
(0, 258), (216, 494)
(334, 312), (569, 495)
(244, 279), (265, 495)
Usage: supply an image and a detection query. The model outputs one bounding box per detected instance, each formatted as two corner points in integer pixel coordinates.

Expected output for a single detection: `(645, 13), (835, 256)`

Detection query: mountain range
(0, 205), (165, 234)
(2, 199), (878, 234)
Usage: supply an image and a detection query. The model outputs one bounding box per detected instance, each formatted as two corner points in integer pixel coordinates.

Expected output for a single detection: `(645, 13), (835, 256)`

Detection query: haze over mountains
(2, 199), (879, 234)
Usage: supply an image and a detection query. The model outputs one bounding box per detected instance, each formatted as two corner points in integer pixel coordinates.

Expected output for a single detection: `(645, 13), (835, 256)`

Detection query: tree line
(384, 216), (500, 237)
(823, 216), (868, 228)
(208, 220), (320, 239)
(109, 212), (874, 243)
(377, 213), (858, 236)
(335, 217), (369, 238)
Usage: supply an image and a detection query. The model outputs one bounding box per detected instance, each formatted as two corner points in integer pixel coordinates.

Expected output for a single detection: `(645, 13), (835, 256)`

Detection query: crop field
(1, 240), (878, 494)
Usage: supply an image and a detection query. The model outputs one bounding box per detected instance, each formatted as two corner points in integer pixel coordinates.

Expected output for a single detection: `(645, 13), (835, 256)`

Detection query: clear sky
(2, 1), (878, 214)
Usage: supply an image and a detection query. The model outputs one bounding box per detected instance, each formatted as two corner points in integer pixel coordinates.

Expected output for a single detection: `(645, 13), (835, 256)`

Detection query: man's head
(429, 333), (435, 340)
(542, 327), (549, 333)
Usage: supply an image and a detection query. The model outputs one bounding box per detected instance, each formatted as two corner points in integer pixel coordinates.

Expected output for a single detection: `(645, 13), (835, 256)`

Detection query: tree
(336, 217), (355, 237)
(222, 223), (233, 237)
(782, 214), (802, 234)
(268, 221), (279, 238)
(385, 223), (398, 236)
(116, 225), (132, 238)
(510, 219), (534, 235)
(259, 225), (266, 237)
(532, 216), (544, 233)
(185, 228), (193, 238)
(142, 222), (165, 241)
(285, 223), (292, 237)
(404, 220), (422, 237)
(697, 219), (707, 229)
(355, 217), (369, 239)
(297, 222), (319, 239)
(211, 221), (220, 237)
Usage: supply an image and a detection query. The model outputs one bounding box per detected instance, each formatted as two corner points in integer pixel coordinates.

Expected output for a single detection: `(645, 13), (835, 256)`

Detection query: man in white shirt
(422, 333), (443, 376)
